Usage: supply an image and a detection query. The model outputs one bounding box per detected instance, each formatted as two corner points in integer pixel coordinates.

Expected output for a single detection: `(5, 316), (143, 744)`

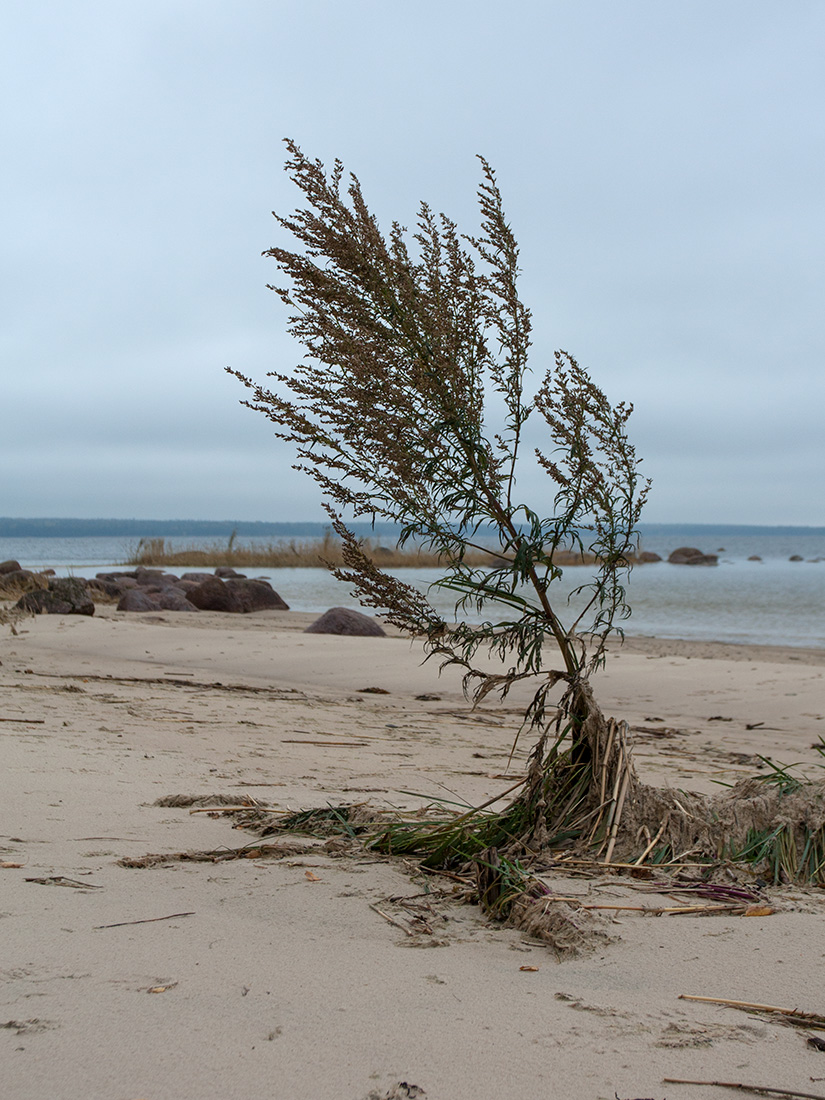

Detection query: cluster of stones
(0, 560), (388, 635)
(101, 567), (290, 614)
(0, 561), (289, 616)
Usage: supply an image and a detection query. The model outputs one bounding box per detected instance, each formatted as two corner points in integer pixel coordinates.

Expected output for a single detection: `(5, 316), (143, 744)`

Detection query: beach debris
(304, 870), (321, 881)
(809, 1036), (825, 1052)
(580, 902), (770, 917)
(26, 670), (303, 697)
(146, 983), (178, 994)
(24, 875), (102, 889)
(280, 738), (369, 746)
(518, 965), (539, 971)
(364, 1083), (426, 1100)
(154, 793), (263, 808)
(357, 685), (391, 694)
(679, 996), (825, 1032)
(369, 903), (414, 937)
(0, 716), (45, 723)
(663, 1078), (825, 1100)
(94, 912), (195, 930)
(1, 862), (23, 869)
(1, 1018), (55, 1035)
(415, 694), (442, 701)
(118, 841), (313, 868)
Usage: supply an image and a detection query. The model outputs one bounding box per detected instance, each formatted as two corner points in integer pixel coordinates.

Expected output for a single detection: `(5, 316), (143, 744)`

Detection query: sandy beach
(2, 607), (825, 1100)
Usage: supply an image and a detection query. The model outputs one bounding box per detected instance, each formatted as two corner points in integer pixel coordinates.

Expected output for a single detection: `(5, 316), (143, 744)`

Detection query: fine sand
(2, 607), (824, 1100)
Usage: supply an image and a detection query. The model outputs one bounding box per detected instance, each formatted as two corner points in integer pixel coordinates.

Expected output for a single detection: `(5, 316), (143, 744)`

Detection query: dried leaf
(519, 965), (540, 972)
(744, 905), (775, 917)
(305, 870), (321, 882)
(1, 862), (24, 869)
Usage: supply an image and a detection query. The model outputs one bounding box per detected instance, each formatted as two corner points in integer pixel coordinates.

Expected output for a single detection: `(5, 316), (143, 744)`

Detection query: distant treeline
(0, 518), (400, 539)
(1, 518), (823, 539)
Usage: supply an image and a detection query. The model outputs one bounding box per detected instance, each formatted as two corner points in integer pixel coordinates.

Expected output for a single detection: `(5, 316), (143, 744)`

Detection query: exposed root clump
(153, 793), (261, 808)
(507, 894), (617, 958)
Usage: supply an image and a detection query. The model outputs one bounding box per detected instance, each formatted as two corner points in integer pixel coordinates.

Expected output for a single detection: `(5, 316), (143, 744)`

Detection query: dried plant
(229, 140), (650, 852)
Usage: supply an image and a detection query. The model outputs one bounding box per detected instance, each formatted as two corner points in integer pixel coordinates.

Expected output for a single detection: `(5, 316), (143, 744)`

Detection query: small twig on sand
(25, 876), (102, 889)
(188, 806), (275, 814)
(94, 911), (196, 930)
(663, 1077), (825, 1100)
(0, 717), (45, 723)
(585, 903), (745, 915)
(368, 903), (414, 936)
(417, 865), (474, 885)
(280, 739), (370, 747)
(679, 995), (825, 1031)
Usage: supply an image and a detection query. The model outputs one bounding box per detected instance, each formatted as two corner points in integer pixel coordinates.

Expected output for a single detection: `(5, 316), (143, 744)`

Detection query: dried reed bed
(126, 533), (595, 569)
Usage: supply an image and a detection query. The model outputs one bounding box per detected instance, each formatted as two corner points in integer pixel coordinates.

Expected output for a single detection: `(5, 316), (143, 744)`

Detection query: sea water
(1, 527), (823, 648)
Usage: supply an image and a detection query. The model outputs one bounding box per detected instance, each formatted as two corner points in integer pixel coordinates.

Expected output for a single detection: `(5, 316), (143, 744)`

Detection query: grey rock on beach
(17, 577), (95, 616)
(305, 606), (386, 636)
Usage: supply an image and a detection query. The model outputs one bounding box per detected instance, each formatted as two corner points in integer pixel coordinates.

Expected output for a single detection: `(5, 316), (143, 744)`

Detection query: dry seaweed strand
(679, 995), (825, 1032)
(663, 1079), (825, 1100)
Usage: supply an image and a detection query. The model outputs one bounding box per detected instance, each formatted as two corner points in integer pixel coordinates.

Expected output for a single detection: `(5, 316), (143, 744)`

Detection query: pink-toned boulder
(85, 578), (124, 600)
(184, 577), (243, 613)
(117, 589), (162, 612)
(224, 578), (289, 612)
(305, 607), (386, 636)
(667, 546), (718, 566)
(155, 589), (198, 612)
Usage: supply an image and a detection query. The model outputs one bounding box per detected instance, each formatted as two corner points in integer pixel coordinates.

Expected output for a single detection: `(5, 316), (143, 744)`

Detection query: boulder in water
(668, 547), (718, 566)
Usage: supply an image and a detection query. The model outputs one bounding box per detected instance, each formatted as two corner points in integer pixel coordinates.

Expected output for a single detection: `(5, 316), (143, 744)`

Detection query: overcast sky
(2, 1), (823, 525)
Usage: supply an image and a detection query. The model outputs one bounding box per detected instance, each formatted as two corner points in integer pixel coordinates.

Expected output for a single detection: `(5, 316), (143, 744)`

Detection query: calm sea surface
(2, 528), (823, 649)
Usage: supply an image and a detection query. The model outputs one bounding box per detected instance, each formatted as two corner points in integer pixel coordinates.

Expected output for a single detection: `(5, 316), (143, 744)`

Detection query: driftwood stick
(368, 904), (414, 936)
(680, 995), (825, 1030)
(603, 760), (631, 864)
(280, 739), (370, 746)
(584, 903), (742, 915)
(663, 1078), (825, 1100)
(188, 806), (272, 814)
(633, 819), (667, 865)
(0, 717), (46, 723)
(94, 911), (195, 930)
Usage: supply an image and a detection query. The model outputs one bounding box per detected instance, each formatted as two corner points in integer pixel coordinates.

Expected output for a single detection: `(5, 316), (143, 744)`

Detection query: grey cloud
(1, 0), (823, 524)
